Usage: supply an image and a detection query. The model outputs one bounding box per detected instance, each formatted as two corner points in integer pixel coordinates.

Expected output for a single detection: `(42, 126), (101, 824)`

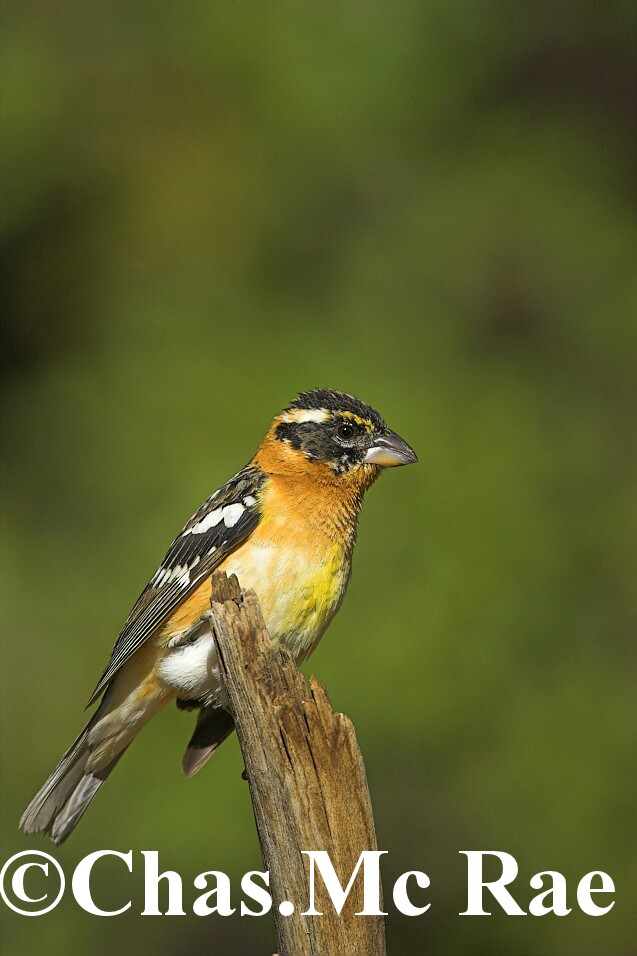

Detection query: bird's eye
(336, 423), (355, 442)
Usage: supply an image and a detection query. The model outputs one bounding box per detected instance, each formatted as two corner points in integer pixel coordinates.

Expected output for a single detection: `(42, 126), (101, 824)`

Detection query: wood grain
(208, 573), (387, 956)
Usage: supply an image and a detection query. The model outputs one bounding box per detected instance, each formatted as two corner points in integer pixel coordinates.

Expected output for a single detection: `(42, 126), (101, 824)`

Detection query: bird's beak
(364, 430), (418, 467)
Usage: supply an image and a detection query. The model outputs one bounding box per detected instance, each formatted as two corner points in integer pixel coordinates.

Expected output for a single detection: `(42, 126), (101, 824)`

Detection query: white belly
(157, 618), (226, 708)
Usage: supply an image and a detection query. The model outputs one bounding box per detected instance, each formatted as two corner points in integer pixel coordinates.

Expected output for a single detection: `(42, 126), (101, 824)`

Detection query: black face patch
(275, 407), (386, 473)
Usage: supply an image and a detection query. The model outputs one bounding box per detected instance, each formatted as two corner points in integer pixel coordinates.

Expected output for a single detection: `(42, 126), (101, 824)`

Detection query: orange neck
(252, 428), (380, 545)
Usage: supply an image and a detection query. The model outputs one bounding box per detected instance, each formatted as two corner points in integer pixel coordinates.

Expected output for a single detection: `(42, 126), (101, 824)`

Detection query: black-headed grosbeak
(21, 388), (417, 844)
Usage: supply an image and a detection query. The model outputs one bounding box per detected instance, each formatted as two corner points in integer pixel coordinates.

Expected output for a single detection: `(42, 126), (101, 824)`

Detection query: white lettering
(529, 871), (571, 916)
(72, 850), (132, 916)
(240, 870), (272, 916)
(576, 871), (615, 916)
(301, 850), (387, 916)
(460, 851), (526, 916)
(193, 871), (235, 916)
(393, 871), (431, 915)
(141, 850), (185, 916)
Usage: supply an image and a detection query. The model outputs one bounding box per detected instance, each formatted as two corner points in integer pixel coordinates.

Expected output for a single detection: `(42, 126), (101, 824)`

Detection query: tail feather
(20, 721), (125, 845)
(20, 725), (92, 838)
(182, 707), (235, 777)
(21, 653), (172, 843)
(50, 750), (126, 845)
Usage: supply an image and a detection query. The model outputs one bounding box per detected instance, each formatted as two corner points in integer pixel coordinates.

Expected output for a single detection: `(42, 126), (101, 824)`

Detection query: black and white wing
(87, 465), (266, 706)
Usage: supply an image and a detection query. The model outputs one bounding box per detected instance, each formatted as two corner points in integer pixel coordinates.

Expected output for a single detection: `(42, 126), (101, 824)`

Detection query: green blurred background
(2, 2), (636, 954)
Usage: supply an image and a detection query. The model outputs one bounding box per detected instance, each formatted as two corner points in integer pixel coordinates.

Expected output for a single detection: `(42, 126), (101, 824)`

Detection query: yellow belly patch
(218, 537), (351, 660)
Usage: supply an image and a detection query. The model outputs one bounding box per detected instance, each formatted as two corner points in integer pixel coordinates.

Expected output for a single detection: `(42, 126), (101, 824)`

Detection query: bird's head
(257, 388), (417, 482)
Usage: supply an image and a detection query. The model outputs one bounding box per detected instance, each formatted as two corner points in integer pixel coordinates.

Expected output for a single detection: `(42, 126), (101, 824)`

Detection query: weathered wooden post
(207, 573), (387, 956)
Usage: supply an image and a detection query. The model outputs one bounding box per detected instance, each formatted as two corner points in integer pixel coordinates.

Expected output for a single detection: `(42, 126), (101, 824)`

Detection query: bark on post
(208, 573), (387, 956)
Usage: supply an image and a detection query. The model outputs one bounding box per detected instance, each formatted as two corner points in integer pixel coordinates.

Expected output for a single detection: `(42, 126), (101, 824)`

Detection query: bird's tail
(181, 705), (235, 777)
(19, 717), (127, 845)
(21, 647), (173, 844)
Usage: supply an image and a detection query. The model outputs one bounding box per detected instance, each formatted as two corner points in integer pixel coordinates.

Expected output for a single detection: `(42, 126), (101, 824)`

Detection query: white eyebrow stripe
(280, 408), (329, 424)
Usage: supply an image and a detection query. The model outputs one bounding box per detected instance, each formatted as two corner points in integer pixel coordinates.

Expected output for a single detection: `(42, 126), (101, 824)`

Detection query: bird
(20, 388), (417, 844)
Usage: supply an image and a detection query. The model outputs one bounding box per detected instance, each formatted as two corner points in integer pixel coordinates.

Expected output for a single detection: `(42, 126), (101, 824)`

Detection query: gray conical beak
(364, 430), (418, 467)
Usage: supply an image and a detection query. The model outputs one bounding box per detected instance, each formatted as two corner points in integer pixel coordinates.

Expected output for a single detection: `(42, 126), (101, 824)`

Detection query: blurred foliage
(1, 2), (636, 954)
